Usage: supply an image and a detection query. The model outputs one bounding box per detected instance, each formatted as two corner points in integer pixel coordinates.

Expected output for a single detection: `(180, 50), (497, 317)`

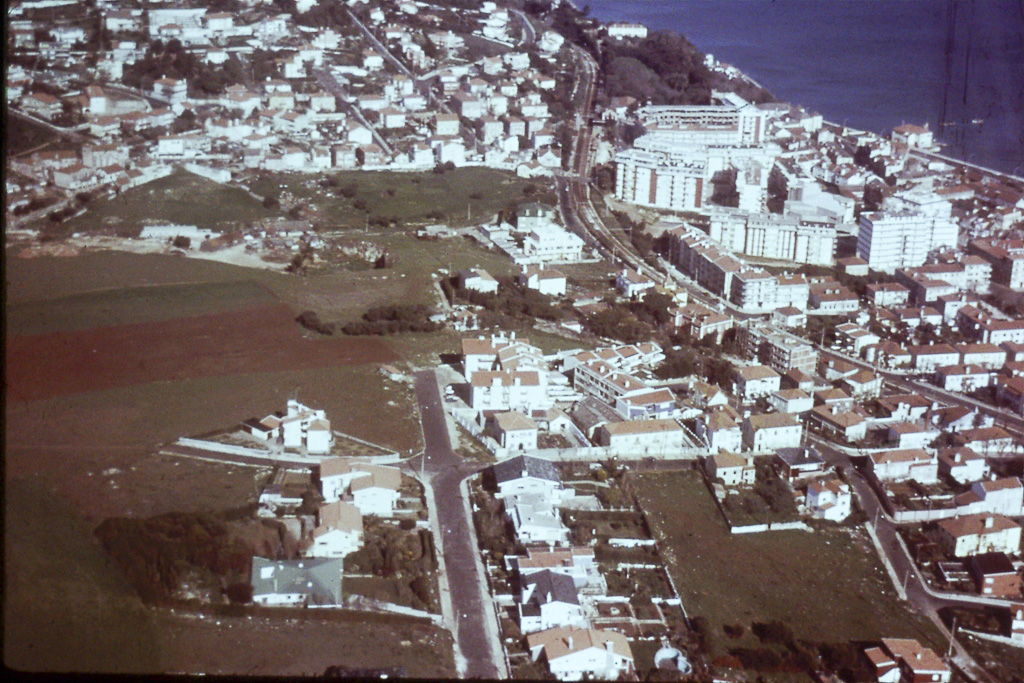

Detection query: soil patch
(6, 303), (398, 402)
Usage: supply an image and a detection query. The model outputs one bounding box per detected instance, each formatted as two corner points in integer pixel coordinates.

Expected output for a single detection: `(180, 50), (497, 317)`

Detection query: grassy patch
(247, 168), (553, 229)
(41, 168), (283, 234)
(632, 470), (944, 656)
(6, 113), (78, 156)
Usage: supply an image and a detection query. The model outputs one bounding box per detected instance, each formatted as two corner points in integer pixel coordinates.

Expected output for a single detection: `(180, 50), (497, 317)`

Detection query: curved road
(409, 370), (506, 679)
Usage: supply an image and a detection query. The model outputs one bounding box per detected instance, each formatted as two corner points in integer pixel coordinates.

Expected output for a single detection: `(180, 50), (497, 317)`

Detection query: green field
(43, 168), (284, 234)
(247, 167), (555, 228)
(632, 471), (944, 656)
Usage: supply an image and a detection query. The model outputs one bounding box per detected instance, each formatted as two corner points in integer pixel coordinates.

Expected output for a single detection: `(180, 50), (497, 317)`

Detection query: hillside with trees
(600, 31), (775, 106)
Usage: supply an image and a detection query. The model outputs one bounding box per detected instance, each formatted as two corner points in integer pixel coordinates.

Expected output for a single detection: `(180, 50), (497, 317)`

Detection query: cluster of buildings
(458, 332), (691, 457)
(7, 0), (577, 226)
(240, 401), (403, 607)
(490, 454), (635, 681)
(474, 202), (588, 267)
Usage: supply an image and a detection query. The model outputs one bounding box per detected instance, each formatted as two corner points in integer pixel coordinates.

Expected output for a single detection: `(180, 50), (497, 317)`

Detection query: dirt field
(6, 303), (398, 402)
(4, 248), (445, 676)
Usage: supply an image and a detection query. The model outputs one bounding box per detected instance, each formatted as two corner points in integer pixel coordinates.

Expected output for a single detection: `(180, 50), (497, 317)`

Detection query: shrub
(295, 310), (334, 335)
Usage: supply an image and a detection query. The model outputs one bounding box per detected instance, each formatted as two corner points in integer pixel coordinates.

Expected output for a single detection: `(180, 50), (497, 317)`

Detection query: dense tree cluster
(344, 519), (437, 611)
(296, 310), (335, 335)
(600, 31), (774, 106)
(94, 510), (287, 604)
(122, 39), (245, 96)
(450, 277), (562, 322)
(341, 304), (441, 335)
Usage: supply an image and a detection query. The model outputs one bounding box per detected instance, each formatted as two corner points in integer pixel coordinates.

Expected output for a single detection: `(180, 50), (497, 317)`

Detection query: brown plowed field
(6, 303), (398, 402)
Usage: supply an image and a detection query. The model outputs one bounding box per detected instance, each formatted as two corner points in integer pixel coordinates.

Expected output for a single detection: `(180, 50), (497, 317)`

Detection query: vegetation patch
(632, 470), (944, 660)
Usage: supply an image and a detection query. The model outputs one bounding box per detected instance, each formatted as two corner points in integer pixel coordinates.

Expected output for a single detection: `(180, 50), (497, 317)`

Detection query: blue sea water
(586, 0), (1024, 175)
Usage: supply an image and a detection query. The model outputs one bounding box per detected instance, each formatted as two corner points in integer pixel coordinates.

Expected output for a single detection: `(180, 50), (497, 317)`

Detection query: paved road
(410, 370), (505, 680)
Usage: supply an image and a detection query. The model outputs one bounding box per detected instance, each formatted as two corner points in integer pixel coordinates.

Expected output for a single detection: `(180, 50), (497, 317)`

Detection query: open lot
(40, 168), (283, 234)
(247, 167), (553, 228)
(632, 470), (943, 656)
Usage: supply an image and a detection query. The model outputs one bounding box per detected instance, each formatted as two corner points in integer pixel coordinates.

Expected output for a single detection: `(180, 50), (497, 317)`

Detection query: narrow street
(409, 370), (506, 680)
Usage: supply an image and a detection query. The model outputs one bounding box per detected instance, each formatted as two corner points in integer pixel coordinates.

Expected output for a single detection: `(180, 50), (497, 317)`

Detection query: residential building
(968, 553), (1022, 597)
(673, 303), (734, 343)
(866, 282), (911, 307)
(769, 388), (814, 414)
(806, 477), (852, 522)
(597, 419), (686, 455)
(506, 547), (597, 588)
(857, 210), (958, 273)
(308, 501), (363, 558)
(808, 405), (867, 442)
(517, 266), (567, 296)
(934, 364), (992, 393)
(493, 455), (565, 501)
(868, 449), (938, 484)
(349, 465), (402, 518)
(734, 365), (781, 401)
(698, 407), (744, 453)
(953, 478), (1024, 516)
(909, 343), (961, 373)
(471, 370), (550, 412)
(526, 627), (634, 682)
(936, 514), (1022, 558)
(493, 411), (539, 451)
(968, 238), (1024, 291)
(869, 639), (950, 683)
(250, 557), (344, 607)
(775, 446), (827, 483)
(937, 447), (990, 484)
(458, 268), (500, 294)
(615, 268), (656, 299)
(709, 451), (756, 486)
(743, 412), (803, 452)
(518, 570), (586, 634)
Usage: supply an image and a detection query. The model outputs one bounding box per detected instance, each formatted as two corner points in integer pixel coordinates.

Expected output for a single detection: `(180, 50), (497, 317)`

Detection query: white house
(806, 477), (852, 522)
(744, 412), (802, 452)
(246, 400), (333, 454)
(527, 627), (635, 682)
(471, 370), (550, 412)
(596, 419), (685, 456)
(506, 547), (597, 589)
(734, 365), (781, 401)
(350, 465), (402, 518)
(494, 411), (539, 451)
(698, 408), (743, 453)
(517, 266), (567, 296)
(937, 447), (990, 484)
(615, 268), (656, 299)
(518, 570), (586, 634)
(936, 513), (1022, 557)
(709, 451), (756, 487)
(868, 449), (939, 484)
(493, 455), (565, 501)
(308, 501), (363, 558)
(458, 268), (500, 294)
(509, 496), (570, 546)
(954, 477), (1024, 516)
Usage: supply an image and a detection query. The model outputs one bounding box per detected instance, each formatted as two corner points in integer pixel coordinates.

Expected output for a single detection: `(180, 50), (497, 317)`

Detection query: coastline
(584, 0), (1024, 176)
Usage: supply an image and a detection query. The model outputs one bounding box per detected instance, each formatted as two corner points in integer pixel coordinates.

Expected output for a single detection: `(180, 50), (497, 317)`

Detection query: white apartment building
(857, 210), (959, 273)
(614, 94), (778, 213)
(708, 209), (836, 266)
(524, 225), (585, 263)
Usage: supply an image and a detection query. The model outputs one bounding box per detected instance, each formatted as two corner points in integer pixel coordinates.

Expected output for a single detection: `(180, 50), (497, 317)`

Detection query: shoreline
(581, 0), (1022, 178)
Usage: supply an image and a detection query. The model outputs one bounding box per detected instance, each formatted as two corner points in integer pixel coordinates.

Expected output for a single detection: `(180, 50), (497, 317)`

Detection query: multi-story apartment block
(968, 238), (1024, 291)
(614, 93), (779, 213)
(708, 208), (836, 266)
(856, 210), (958, 273)
(737, 322), (818, 375)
